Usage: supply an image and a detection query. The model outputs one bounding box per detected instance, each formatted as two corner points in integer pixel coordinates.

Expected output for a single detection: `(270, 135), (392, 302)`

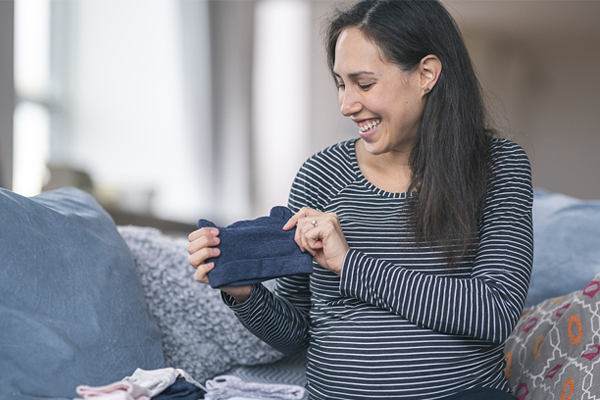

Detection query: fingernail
(211, 229), (218, 235)
(213, 248), (220, 256)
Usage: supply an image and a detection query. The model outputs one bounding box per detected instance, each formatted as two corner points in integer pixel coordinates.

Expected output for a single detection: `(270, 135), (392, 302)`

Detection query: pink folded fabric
(75, 393), (134, 400)
(75, 381), (150, 400)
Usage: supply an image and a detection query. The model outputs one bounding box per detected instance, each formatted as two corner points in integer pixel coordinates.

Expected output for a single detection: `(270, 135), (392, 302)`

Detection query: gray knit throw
(117, 226), (284, 383)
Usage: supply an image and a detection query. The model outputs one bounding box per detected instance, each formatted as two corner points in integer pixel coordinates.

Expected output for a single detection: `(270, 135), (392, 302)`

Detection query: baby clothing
(76, 368), (206, 400)
(197, 206), (313, 288)
(204, 375), (306, 400)
(154, 379), (207, 400)
(124, 367), (206, 396)
(75, 381), (150, 400)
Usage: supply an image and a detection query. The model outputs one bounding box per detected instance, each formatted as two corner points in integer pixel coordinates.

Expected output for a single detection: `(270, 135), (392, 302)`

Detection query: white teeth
(358, 119), (381, 132)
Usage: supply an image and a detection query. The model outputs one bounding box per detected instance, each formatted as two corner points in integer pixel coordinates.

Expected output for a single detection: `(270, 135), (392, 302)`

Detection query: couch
(1, 187), (599, 400)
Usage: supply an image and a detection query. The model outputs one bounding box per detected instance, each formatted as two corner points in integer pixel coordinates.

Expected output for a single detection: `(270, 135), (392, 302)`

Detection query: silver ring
(311, 219), (317, 227)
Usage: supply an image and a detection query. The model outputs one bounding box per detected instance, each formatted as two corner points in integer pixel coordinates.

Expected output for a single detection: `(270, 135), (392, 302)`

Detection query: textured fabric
(117, 226), (284, 384)
(197, 206), (313, 288)
(205, 375), (306, 400)
(0, 188), (165, 400)
(504, 272), (600, 400)
(526, 189), (600, 307)
(224, 139), (534, 399)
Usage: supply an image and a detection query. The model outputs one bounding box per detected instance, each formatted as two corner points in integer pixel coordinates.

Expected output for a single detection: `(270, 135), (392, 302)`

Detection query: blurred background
(1, 0), (599, 234)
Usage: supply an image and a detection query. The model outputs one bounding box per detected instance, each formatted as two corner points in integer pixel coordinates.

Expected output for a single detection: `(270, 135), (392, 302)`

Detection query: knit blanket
(117, 225), (284, 383)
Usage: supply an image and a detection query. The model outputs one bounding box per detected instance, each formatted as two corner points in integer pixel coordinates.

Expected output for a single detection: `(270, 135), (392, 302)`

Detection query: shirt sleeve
(339, 142), (534, 344)
(222, 276), (311, 356)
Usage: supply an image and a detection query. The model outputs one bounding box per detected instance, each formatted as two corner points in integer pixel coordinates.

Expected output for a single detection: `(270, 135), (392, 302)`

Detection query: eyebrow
(333, 71), (376, 79)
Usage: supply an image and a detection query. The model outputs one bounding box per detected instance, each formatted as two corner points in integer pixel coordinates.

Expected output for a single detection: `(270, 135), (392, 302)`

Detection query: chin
(362, 140), (390, 156)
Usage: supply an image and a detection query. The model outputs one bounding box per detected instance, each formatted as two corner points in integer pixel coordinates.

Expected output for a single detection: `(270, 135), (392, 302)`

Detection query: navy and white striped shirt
(226, 138), (533, 399)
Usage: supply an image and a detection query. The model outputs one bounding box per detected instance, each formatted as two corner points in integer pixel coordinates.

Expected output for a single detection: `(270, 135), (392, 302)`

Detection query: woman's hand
(187, 228), (251, 303)
(283, 207), (349, 275)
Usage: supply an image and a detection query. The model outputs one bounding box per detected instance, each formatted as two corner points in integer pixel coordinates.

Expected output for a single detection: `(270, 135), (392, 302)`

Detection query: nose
(339, 87), (362, 117)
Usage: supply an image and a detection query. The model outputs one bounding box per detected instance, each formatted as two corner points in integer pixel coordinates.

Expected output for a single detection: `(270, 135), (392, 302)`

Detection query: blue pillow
(527, 189), (600, 306)
(0, 187), (164, 400)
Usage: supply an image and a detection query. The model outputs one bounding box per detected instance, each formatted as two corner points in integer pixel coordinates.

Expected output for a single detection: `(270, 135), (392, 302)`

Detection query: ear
(418, 55), (442, 95)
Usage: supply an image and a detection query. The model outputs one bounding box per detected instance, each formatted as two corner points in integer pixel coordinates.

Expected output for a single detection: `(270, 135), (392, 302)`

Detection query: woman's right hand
(187, 228), (252, 303)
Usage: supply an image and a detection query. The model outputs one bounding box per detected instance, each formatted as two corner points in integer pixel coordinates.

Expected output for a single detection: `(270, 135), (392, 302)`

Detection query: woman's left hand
(283, 207), (349, 275)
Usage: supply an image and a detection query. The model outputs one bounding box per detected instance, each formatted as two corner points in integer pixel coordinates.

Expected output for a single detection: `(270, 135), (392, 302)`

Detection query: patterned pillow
(504, 272), (600, 400)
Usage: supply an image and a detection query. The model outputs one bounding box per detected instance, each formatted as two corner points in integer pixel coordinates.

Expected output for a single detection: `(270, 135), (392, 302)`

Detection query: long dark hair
(325, 0), (495, 267)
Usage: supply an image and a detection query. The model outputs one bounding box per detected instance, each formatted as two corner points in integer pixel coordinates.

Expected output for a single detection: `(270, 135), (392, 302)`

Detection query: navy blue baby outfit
(197, 206), (313, 288)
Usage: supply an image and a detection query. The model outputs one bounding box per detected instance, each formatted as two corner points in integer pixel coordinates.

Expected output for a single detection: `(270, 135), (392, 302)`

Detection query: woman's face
(333, 27), (426, 157)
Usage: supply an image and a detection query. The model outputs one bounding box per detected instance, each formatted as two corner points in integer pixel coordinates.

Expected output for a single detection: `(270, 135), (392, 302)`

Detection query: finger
(294, 222), (306, 252)
(305, 228), (323, 251)
(300, 224), (318, 256)
(193, 262), (215, 284)
(188, 247), (220, 269)
(308, 235), (323, 250)
(187, 234), (220, 254)
(189, 227), (219, 242)
(283, 207), (316, 230)
(283, 214), (299, 231)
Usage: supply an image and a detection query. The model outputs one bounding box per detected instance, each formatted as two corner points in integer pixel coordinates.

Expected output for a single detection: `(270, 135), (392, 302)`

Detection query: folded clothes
(75, 392), (136, 400)
(75, 368), (206, 400)
(75, 381), (150, 400)
(124, 367), (206, 397)
(197, 206), (313, 288)
(204, 375), (306, 400)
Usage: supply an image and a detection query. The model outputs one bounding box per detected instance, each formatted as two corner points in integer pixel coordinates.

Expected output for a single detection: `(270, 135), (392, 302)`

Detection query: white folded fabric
(205, 375), (306, 400)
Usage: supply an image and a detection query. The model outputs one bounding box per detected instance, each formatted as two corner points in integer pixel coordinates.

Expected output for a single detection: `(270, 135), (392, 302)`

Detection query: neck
(355, 139), (413, 193)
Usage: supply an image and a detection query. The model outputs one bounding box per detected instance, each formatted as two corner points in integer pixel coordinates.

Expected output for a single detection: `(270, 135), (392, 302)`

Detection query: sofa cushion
(504, 272), (600, 400)
(0, 188), (164, 400)
(527, 189), (600, 306)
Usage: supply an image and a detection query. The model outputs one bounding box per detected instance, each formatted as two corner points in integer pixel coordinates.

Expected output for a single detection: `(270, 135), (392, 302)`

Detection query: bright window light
(253, 0), (311, 213)
(13, 0), (51, 196)
(14, 0), (50, 98)
(13, 102), (51, 196)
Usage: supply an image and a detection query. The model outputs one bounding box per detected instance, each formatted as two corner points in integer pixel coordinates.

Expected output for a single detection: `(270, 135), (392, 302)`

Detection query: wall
(307, 0), (600, 201)
(449, 0), (600, 200)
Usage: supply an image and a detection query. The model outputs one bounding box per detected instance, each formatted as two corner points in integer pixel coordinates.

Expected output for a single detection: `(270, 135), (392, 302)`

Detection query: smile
(357, 119), (381, 132)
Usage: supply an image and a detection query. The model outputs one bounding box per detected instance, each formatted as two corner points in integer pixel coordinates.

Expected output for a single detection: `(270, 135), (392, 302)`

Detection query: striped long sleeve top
(224, 138), (533, 399)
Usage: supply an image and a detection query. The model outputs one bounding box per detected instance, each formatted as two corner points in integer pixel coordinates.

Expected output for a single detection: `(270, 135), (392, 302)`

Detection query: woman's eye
(359, 83), (373, 90)
(336, 83), (345, 90)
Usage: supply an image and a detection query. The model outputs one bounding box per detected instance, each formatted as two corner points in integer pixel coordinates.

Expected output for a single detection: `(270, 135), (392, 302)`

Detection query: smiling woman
(332, 27), (440, 193)
(187, 0), (533, 399)
(334, 28), (432, 156)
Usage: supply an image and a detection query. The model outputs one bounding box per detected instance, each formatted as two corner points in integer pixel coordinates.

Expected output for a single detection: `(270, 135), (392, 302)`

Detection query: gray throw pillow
(118, 225), (284, 384)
